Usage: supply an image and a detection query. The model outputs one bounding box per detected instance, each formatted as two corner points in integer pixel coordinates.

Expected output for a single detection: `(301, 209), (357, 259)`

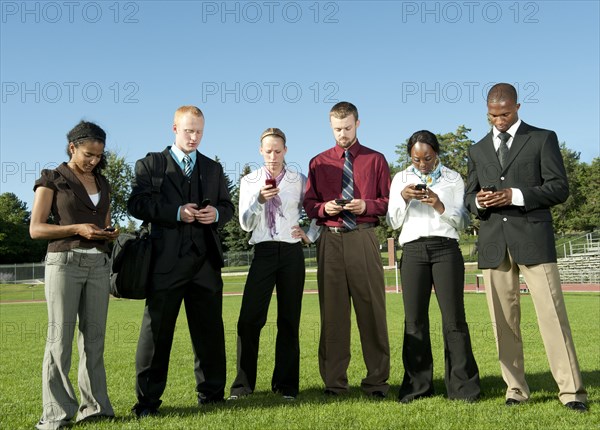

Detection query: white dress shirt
(491, 119), (525, 206)
(240, 166), (320, 245)
(387, 165), (469, 246)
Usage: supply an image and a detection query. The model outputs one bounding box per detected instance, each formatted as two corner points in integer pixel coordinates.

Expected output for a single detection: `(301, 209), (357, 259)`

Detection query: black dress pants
(399, 237), (480, 402)
(230, 241), (305, 397)
(134, 249), (226, 410)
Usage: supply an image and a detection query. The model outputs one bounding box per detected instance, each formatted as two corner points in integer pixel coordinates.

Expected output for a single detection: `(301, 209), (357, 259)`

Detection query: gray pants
(37, 251), (114, 430)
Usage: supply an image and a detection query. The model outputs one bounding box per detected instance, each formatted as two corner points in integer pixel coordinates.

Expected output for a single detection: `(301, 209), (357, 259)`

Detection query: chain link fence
(2, 232), (597, 284)
(0, 263), (45, 284)
(0, 248), (322, 283)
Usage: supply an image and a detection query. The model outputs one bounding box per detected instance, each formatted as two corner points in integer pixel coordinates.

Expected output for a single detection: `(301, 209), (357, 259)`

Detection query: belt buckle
(329, 226), (347, 234)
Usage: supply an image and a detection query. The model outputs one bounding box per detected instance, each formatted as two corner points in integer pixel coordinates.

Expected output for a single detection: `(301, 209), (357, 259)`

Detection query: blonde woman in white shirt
(229, 128), (318, 401)
(387, 130), (480, 404)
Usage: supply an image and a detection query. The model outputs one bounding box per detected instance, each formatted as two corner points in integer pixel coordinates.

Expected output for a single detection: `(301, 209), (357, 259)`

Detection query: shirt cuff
(177, 206), (182, 221)
(249, 194), (263, 214)
(215, 208), (219, 223)
(511, 188), (524, 206)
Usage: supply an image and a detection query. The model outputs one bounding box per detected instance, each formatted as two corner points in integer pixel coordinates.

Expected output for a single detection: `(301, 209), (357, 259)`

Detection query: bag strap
(149, 152), (166, 194)
(142, 152), (167, 228)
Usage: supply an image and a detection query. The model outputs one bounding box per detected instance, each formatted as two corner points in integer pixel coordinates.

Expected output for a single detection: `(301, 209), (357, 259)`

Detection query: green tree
(436, 125), (474, 179)
(578, 158), (600, 230)
(220, 164), (252, 252)
(564, 157), (600, 232)
(103, 151), (134, 225)
(549, 146), (600, 233)
(0, 193), (47, 263)
(551, 143), (582, 233)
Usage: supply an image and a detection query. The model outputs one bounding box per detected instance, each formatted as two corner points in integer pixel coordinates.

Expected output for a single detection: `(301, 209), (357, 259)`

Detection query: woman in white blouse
(387, 130), (480, 403)
(229, 128), (318, 401)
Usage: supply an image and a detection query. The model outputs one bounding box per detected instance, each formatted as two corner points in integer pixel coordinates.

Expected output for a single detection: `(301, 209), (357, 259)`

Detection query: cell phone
(104, 227), (115, 232)
(482, 186), (497, 192)
(265, 178), (277, 188)
(200, 198), (211, 209)
(415, 184), (427, 191)
(335, 198), (352, 206)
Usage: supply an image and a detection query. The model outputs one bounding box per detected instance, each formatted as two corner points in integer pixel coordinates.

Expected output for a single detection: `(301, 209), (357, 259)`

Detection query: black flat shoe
(565, 401), (587, 412)
(369, 391), (386, 399)
(135, 408), (159, 418)
(505, 398), (522, 406)
(198, 394), (225, 406)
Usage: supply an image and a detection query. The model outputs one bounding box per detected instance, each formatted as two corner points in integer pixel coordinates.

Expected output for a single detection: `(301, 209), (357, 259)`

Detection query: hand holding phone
(104, 227), (115, 232)
(481, 185), (497, 192)
(414, 183), (427, 191)
(335, 198), (352, 206)
(200, 198), (211, 209)
(265, 178), (277, 188)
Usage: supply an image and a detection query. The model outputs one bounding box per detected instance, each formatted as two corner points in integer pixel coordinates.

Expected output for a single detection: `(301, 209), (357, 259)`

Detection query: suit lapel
(480, 132), (499, 165)
(504, 122), (531, 170)
(56, 163), (97, 210)
(481, 123), (531, 172)
(196, 152), (210, 198)
(164, 150), (185, 199)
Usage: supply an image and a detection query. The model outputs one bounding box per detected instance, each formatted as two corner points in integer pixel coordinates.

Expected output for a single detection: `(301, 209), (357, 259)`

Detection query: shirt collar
(170, 144), (197, 164)
(334, 139), (361, 159)
(493, 119), (522, 140)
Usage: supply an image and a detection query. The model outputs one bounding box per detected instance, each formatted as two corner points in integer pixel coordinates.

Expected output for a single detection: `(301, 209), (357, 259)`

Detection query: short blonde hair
(174, 105), (204, 123)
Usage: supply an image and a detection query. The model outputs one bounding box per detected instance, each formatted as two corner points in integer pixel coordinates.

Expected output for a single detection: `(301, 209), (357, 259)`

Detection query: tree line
(1, 126), (598, 263)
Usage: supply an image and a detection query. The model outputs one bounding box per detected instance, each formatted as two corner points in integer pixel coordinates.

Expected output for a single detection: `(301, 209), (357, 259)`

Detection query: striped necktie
(498, 132), (510, 168)
(341, 150), (356, 230)
(183, 154), (192, 178)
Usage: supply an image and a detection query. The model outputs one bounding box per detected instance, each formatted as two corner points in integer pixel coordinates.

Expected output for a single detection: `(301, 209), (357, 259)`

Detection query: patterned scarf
(265, 167), (286, 237)
(411, 159), (443, 187)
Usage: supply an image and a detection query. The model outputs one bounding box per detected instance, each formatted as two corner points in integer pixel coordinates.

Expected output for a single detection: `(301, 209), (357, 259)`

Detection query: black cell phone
(482, 186), (497, 192)
(265, 178), (277, 188)
(415, 184), (427, 191)
(104, 227), (115, 232)
(335, 198), (351, 206)
(200, 198), (211, 209)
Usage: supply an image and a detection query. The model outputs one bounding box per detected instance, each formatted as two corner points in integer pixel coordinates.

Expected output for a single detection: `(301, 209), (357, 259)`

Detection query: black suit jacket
(128, 147), (234, 274)
(465, 122), (569, 268)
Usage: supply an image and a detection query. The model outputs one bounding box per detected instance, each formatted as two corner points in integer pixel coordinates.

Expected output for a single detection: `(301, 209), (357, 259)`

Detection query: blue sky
(1, 0), (599, 211)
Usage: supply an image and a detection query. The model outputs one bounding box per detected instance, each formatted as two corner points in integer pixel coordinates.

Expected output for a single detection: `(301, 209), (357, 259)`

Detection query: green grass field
(0, 285), (598, 429)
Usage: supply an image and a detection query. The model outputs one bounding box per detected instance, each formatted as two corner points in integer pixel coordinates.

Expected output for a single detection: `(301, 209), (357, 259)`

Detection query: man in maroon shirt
(303, 102), (391, 398)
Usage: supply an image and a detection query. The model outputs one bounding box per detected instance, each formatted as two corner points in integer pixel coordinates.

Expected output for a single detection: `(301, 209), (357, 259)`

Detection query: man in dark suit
(465, 83), (587, 412)
(128, 105), (234, 416)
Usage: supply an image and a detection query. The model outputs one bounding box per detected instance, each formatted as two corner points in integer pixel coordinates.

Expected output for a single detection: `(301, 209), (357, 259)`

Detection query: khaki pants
(483, 251), (587, 404)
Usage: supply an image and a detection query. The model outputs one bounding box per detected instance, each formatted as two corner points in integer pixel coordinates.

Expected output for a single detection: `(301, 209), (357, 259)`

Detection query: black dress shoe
(399, 392), (434, 404)
(198, 393), (225, 406)
(505, 398), (522, 406)
(132, 403), (160, 418)
(369, 391), (386, 399)
(134, 407), (159, 418)
(565, 401), (587, 412)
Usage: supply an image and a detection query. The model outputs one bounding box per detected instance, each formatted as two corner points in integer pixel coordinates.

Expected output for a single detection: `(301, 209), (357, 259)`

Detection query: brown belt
(327, 222), (376, 234)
